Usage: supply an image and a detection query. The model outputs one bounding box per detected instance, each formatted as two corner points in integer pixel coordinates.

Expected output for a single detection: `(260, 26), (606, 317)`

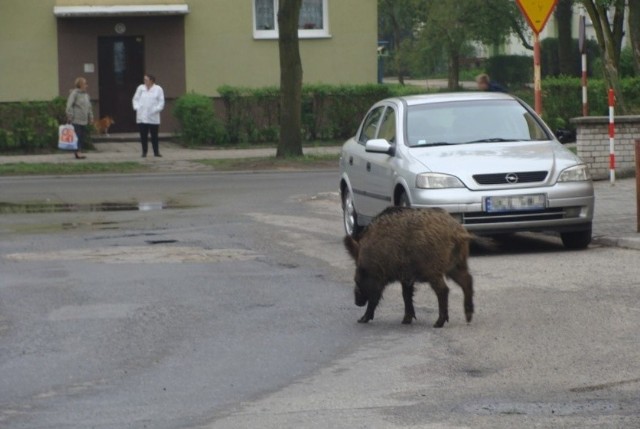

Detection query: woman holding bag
(65, 77), (93, 159)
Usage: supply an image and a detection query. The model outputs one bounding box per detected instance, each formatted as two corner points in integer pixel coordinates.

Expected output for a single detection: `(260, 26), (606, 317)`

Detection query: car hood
(408, 141), (582, 189)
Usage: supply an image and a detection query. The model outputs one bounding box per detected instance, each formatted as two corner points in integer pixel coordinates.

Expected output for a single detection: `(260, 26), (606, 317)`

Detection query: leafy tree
(378, 0), (424, 84)
(277, 0), (304, 157)
(419, 0), (524, 89)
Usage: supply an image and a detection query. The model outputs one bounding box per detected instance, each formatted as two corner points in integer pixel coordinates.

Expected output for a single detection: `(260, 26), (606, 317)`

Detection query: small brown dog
(93, 116), (115, 135)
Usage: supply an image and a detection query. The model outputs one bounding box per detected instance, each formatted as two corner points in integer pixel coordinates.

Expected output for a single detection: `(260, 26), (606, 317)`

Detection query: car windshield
(406, 99), (550, 147)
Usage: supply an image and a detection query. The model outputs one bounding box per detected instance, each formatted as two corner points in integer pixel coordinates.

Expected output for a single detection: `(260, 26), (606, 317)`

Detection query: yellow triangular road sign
(516, 0), (558, 34)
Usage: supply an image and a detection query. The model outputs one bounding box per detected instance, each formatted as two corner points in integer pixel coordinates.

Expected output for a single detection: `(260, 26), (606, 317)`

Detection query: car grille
(463, 208), (565, 225)
(473, 171), (548, 185)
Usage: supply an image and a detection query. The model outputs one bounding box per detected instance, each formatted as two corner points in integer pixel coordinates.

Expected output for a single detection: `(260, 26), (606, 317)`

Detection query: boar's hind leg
(429, 277), (450, 328)
(448, 266), (474, 323)
(358, 292), (381, 324)
(401, 281), (416, 324)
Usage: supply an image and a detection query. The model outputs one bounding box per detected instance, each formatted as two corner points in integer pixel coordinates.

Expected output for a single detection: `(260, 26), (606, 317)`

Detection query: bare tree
(277, 0), (304, 157)
(580, 0), (627, 112)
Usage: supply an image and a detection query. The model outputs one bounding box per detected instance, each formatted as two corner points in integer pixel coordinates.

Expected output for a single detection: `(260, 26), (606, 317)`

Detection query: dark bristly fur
(343, 207), (474, 328)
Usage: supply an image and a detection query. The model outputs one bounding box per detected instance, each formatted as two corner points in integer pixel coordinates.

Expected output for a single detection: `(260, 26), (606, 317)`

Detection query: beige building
(0, 0), (377, 132)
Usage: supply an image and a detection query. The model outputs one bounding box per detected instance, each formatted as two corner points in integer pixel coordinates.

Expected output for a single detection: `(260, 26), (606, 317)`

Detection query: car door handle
(349, 156), (353, 166)
(366, 162), (371, 172)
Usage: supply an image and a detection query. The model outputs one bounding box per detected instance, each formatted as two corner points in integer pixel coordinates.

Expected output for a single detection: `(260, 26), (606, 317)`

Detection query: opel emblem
(505, 173), (519, 183)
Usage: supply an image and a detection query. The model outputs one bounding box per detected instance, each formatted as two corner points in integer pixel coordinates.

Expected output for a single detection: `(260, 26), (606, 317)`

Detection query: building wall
(0, 0), (377, 102)
(0, 0), (59, 102)
(184, 0), (377, 95)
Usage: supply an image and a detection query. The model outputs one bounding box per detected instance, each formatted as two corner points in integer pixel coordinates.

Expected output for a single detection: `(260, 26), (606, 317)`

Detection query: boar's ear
(343, 235), (359, 260)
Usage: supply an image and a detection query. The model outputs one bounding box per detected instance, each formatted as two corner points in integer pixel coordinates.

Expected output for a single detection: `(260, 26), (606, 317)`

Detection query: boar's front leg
(358, 291), (381, 323)
(430, 277), (450, 328)
(401, 281), (416, 324)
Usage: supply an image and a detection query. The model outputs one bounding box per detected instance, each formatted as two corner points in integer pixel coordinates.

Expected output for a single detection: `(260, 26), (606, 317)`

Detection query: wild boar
(343, 207), (473, 328)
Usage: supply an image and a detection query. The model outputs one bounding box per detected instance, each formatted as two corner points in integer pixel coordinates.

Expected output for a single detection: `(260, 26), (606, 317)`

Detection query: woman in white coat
(132, 74), (165, 157)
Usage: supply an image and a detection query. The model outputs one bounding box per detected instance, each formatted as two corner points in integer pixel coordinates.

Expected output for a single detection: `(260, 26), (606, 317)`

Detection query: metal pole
(636, 140), (640, 232)
(534, 33), (542, 115)
(608, 88), (615, 185)
(581, 53), (588, 116)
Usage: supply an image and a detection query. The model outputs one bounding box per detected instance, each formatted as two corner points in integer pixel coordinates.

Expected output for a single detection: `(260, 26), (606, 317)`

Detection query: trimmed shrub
(173, 92), (226, 146)
(486, 55), (532, 88)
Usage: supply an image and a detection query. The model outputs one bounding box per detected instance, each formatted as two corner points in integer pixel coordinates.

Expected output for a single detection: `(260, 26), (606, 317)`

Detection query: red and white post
(580, 12), (588, 116)
(608, 88), (615, 185)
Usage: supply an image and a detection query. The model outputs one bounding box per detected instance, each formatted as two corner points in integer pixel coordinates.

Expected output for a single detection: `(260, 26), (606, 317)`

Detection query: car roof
(387, 91), (516, 107)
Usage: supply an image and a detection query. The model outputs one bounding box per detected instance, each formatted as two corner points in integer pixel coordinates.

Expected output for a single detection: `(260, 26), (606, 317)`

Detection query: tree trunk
(447, 48), (460, 90)
(629, 0), (640, 75)
(277, 0), (304, 157)
(555, 0), (573, 75)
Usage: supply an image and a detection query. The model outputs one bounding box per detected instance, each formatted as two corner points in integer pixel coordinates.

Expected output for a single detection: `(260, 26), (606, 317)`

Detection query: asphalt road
(1, 171), (639, 428)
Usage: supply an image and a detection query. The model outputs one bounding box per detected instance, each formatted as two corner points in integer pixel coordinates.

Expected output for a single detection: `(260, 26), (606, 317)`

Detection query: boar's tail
(343, 235), (360, 260)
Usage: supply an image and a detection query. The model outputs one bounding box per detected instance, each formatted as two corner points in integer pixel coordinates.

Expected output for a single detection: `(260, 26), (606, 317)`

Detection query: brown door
(98, 36), (144, 132)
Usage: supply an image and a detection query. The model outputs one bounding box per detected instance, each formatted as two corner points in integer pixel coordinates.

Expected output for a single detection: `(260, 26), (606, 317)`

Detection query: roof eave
(53, 4), (190, 18)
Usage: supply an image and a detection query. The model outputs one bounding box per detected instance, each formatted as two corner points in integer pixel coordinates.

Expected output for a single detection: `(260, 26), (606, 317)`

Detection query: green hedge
(210, 83), (421, 145)
(3, 78), (640, 153)
(514, 77), (640, 131)
(0, 98), (67, 153)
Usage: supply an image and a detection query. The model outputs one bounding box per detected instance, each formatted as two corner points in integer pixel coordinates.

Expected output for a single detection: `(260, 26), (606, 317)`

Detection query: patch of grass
(195, 153), (340, 171)
(0, 162), (148, 176)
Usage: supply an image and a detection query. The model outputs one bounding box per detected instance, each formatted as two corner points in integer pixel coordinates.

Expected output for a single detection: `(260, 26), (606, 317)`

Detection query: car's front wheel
(342, 187), (362, 237)
(560, 228), (592, 250)
(397, 191), (411, 208)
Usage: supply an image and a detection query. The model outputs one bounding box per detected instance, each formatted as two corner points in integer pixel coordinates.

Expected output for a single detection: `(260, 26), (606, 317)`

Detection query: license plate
(485, 194), (546, 213)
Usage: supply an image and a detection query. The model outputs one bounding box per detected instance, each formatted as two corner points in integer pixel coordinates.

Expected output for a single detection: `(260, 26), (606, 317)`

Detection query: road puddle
(5, 246), (261, 263)
(0, 200), (191, 214)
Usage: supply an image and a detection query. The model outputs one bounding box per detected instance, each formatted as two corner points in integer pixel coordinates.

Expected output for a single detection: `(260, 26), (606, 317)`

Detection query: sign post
(515, 0), (558, 114)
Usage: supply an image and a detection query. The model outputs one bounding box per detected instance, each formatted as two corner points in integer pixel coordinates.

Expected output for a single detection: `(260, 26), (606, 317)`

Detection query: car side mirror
(555, 128), (576, 144)
(365, 139), (396, 156)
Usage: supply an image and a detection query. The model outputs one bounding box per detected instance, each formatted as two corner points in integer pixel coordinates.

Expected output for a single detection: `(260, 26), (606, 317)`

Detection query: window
(253, 0), (330, 39)
(359, 107), (384, 144)
(377, 107), (396, 143)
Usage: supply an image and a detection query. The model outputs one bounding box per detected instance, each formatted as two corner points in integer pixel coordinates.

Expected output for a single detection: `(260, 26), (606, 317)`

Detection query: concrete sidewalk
(0, 140), (639, 251)
(0, 141), (341, 165)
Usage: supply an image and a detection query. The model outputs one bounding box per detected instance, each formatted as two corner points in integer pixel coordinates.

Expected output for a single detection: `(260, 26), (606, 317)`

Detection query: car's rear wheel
(560, 228), (592, 250)
(342, 187), (362, 236)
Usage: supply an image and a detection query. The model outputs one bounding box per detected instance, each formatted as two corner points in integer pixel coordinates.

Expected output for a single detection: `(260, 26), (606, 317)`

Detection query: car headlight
(416, 173), (465, 189)
(558, 164), (591, 182)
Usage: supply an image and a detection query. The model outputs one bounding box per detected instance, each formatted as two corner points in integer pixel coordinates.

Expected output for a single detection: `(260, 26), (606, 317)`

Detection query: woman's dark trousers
(139, 123), (160, 157)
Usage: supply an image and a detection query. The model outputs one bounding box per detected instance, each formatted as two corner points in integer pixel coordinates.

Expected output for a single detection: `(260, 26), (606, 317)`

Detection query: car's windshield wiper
(465, 138), (521, 143)
(410, 141), (460, 148)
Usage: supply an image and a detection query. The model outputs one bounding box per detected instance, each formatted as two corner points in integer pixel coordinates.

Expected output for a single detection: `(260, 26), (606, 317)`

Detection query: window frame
(253, 0), (331, 40)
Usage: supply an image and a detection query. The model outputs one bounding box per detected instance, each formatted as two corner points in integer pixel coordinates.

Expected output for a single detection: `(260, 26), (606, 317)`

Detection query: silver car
(339, 92), (594, 249)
